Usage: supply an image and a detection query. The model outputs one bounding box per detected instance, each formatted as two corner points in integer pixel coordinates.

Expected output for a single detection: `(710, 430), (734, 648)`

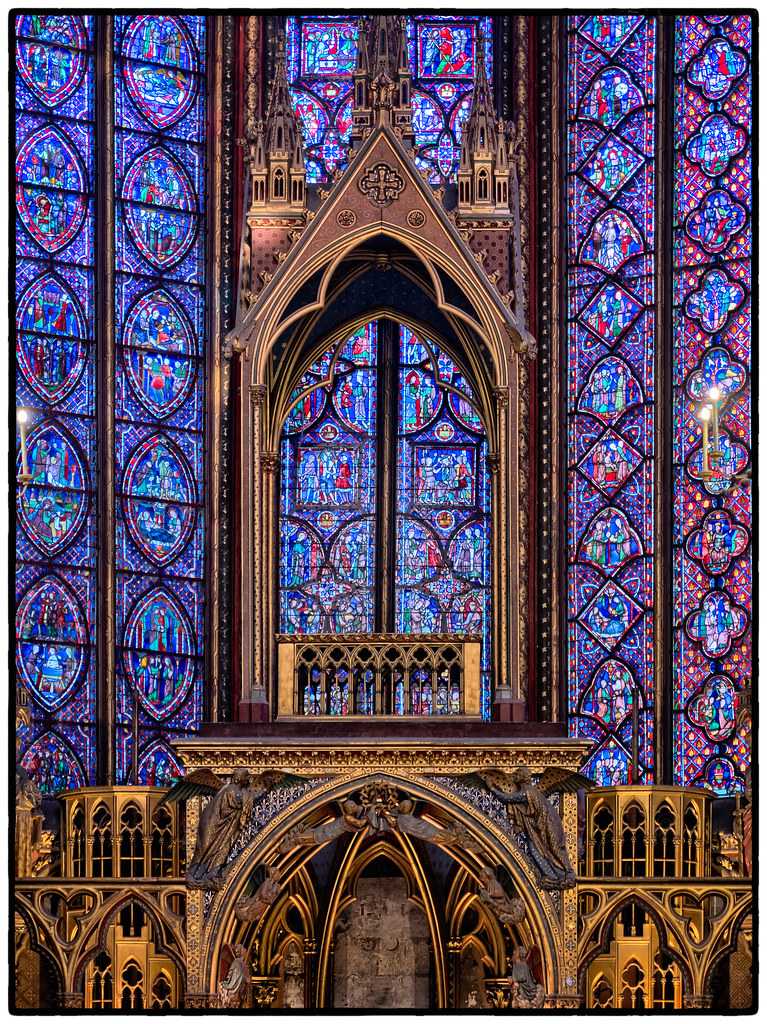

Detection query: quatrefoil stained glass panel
(672, 15), (752, 795)
(566, 15), (657, 785)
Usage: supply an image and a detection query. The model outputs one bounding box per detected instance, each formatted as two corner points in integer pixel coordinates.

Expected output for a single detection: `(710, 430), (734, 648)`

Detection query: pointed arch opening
(275, 314), (493, 717)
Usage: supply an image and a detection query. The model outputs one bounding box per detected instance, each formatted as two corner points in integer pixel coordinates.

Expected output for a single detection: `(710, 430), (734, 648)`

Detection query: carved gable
(234, 123), (535, 362)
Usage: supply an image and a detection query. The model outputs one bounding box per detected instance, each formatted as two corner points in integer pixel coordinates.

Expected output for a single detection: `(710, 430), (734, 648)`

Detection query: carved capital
(261, 452), (279, 474)
(224, 337), (245, 359)
(493, 386), (510, 409)
(252, 980), (279, 1008)
(250, 384), (267, 407)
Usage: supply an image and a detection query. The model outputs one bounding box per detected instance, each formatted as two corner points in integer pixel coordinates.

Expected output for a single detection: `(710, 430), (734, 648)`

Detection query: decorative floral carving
(358, 162), (405, 207)
(336, 209), (357, 227)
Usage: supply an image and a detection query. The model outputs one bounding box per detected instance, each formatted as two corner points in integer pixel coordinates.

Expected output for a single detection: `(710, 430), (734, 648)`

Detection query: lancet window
(279, 319), (492, 716)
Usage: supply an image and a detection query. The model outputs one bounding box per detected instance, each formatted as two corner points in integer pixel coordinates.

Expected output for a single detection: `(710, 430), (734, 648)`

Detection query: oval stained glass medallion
(122, 16), (198, 130)
(16, 125), (87, 253)
(16, 15), (87, 107)
(122, 586), (196, 720)
(122, 288), (196, 419)
(121, 146), (197, 269)
(18, 420), (89, 556)
(16, 574), (88, 711)
(122, 433), (197, 565)
(16, 273), (87, 403)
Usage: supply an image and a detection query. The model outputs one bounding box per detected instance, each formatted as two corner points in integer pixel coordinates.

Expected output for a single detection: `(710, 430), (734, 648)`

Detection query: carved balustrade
(276, 634), (482, 718)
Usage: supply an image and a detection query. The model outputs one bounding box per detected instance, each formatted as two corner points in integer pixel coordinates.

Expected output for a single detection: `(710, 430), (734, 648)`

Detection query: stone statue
(185, 769), (256, 889)
(234, 865), (282, 922)
(279, 798), (368, 855)
(15, 765), (48, 878)
(476, 866), (525, 928)
(469, 767), (593, 889)
(281, 783), (490, 863)
(218, 944), (251, 1009)
(509, 945), (545, 1009)
(160, 767), (306, 890)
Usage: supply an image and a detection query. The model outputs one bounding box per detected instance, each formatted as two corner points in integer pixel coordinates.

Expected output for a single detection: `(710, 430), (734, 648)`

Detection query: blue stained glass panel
(280, 323), (378, 637)
(566, 15), (656, 783)
(15, 16), (97, 791)
(395, 325), (492, 717)
(672, 16), (752, 794)
(286, 15), (493, 183)
(279, 320), (491, 717)
(113, 16), (207, 782)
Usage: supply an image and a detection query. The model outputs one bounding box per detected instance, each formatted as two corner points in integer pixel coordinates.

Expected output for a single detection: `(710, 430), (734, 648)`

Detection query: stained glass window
(672, 16), (752, 794)
(565, 16), (657, 784)
(114, 16), (208, 784)
(286, 15), (492, 183)
(286, 17), (357, 184)
(279, 320), (492, 716)
(280, 323), (378, 635)
(407, 16), (493, 183)
(396, 326), (491, 716)
(15, 15), (97, 792)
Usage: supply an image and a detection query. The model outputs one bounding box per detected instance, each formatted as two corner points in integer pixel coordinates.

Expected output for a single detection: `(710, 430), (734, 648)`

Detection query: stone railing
(276, 634), (482, 718)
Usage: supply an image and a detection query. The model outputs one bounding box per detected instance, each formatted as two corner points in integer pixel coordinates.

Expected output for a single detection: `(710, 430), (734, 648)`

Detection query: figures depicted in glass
(286, 15), (492, 183)
(114, 16), (207, 782)
(672, 16), (751, 794)
(279, 321), (491, 717)
(566, 16), (657, 783)
(408, 16), (493, 182)
(396, 326), (491, 716)
(280, 323), (378, 637)
(15, 15), (96, 791)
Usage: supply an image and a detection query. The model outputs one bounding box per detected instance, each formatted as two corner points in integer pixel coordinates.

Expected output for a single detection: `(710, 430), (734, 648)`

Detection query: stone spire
(458, 32), (510, 216)
(352, 15), (413, 142)
(247, 32), (306, 214)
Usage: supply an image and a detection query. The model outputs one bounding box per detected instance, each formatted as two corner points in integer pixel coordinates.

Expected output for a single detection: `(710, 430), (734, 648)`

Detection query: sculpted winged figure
(159, 767), (307, 890)
(460, 766), (594, 889)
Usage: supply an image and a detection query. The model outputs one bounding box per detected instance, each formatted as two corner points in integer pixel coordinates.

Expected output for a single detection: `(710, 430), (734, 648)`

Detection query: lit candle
(17, 408), (31, 484)
(708, 385), (722, 458)
(699, 404), (712, 478)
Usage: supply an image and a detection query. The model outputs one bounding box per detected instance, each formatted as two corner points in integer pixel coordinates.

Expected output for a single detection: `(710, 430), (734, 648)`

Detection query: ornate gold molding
(174, 741), (591, 774)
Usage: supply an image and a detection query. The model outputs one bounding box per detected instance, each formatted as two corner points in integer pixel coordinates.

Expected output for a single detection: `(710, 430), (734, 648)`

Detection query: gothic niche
(332, 857), (431, 1009)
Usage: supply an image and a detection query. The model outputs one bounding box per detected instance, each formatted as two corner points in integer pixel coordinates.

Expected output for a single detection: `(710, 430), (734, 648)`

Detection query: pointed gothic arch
(193, 771), (564, 1005)
(228, 121), (533, 722)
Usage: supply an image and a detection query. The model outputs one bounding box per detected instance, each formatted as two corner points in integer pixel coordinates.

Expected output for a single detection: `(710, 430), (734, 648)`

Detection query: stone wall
(332, 876), (431, 1009)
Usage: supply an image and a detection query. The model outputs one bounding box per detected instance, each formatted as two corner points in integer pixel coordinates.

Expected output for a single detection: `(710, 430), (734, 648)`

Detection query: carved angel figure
(509, 945), (545, 1008)
(470, 767), (593, 889)
(235, 865), (282, 922)
(218, 943), (251, 1009)
(278, 798), (367, 855)
(477, 866), (525, 928)
(160, 768), (305, 890)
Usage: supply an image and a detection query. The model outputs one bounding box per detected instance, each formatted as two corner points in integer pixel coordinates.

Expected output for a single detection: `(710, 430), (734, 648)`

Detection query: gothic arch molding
(13, 900), (65, 1006)
(577, 894), (694, 997)
(269, 307), (497, 455)
(70, 889), (187, 995)
(193, 772), (564, 1001)
(239, 223), (516, 388)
